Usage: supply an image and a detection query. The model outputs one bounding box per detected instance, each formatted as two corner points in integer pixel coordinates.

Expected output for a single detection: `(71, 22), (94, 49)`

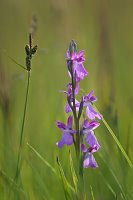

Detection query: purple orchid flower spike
(81, 142), (99, 168)
(56, 116), (76, 148)
(83, 90), (102, 120)
(66, 50), (88, 82)
(56, 40), (102, 170)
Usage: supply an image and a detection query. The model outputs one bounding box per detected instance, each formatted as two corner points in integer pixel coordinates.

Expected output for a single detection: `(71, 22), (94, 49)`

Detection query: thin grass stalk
(14, 71), (30, 183)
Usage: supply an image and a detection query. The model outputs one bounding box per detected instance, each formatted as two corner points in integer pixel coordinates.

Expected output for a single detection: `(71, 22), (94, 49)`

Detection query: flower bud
(25, 45), (30, 56)
(78, 97), (84, 120)
(31, 45), (38, 55)
(67, 59), (73, 75)
(26, 56), (31, 71)
(69, 40), (77, 56)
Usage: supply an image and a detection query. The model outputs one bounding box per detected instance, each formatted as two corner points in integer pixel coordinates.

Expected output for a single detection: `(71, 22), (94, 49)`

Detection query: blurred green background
(0, 0), (133, 199)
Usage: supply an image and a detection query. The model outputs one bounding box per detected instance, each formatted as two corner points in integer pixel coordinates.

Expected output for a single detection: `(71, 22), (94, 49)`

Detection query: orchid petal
(83, 153), (98, 168)
(86, 131), (100, 152)
(56, 132), (73, 148)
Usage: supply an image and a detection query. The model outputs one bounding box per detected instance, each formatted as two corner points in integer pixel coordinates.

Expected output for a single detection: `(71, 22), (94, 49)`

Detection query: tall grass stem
(14, 71), (30, 183)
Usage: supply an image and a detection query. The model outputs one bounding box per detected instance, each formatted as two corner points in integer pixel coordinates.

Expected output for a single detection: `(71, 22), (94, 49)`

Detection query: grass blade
(0, 168), (28, 198)
(98, 170), (117, 198)
(90, 185), (95, 200)
(94, 106), (133, 168)
(57, 157), (74, 200)
(27, 143), (75, 195)
(27, 142), (57, 176)
(69, 150), (78, 193)
(8, 56), (27, 70)
(3, 50), (27, 70)
(99, 153), (127, 200)
(27, 160), (53, 200)
(102, 117), (133, 168)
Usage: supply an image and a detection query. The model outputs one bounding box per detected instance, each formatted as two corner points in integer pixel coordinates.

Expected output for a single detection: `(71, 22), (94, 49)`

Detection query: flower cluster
(56, 41), (102, 168)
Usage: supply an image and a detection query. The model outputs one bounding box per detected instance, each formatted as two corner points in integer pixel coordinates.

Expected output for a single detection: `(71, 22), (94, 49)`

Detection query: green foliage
(95, 106), (133, 168)
(69, 151), (78, 194)
(27, 143), (58, 176)
(57, 157), (75, 200)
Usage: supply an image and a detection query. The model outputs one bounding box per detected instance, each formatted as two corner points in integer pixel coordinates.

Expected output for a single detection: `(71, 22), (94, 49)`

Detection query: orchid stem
(70, 64), (80, 158)
(70, 61), (85, 200)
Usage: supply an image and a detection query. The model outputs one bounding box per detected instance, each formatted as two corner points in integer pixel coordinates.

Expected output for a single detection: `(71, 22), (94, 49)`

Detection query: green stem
(71, 71), (80, 157)
(70, 66), (84, 199)
(14, 71), (30, 183)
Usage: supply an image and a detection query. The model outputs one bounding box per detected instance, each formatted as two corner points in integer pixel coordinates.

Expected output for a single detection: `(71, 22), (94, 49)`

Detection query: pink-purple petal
(86, 103), (102, 120)
(66, 103), (72, 113)
(90, 96), (97, 102)
(83, 153), (98, 168)
(87, 90), (97, 102)
(83, 119), (100, 131)
(65, 100), (80, 113)
(56, 121), (67, 130)
(68, 129), (76, 134)
(86, 106), (96, 120)
(57, 132), (73, 148)
(75, 63), (88, 80)
(86, 131), (100, 152)
(81, 144), (87, 153)
(71, 52), (77, 60)
(75, 83), (79, 95)
(88, 90), (94, 98)
(77, 50), (85, 59)
(66, 50), (70, 59)
(67, 115), (73, 128)
(88, 121), (100, 130)
(83, 119), (89, 128)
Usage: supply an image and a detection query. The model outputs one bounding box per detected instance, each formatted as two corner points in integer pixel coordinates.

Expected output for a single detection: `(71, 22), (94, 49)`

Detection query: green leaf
(27, 143), (75, 197)
(99, 153), (127, 200)
(57, 157), (75, 200)
(98, 169), (117, 198)
(69, 150), (78, 193)
(94, 106), (133, 168)
(27, 160), (53, 200)
(9, 56), (27, 70)
(90, 185), (95, 200)
(27, 142), (57, 176)
(3, 50), (27, 70)
(0, 168), (27, 198)
(102, 117), (133, 168)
